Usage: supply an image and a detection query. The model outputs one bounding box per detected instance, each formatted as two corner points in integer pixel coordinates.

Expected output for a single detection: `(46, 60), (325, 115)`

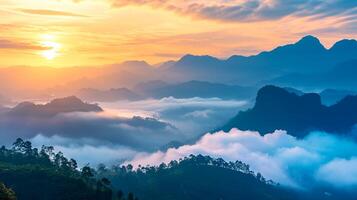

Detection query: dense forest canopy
(97, 154), (298, 200)
(0, 138), (137, 200)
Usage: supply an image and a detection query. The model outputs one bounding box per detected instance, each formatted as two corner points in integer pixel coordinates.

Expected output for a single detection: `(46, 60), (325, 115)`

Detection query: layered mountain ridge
(222, 85), (357, 137)
(162, 36), (357, 84)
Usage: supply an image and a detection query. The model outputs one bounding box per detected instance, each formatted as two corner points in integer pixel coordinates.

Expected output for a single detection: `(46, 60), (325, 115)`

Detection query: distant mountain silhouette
(222, 85), (357, 137)
(234, 35), (327, 74)
(7, 96), (102, 117)
(329, 39), (357, 61)
(134, 80), (256, 100)
(269, 59), (357, 90)
(90, 61), (159, 88)
(77, 88), (143, 102)
(2, 35), (357, 101)
(171, 54), (223, 73)
(276, 87), (357, 106)
(161, 36), (357, 85)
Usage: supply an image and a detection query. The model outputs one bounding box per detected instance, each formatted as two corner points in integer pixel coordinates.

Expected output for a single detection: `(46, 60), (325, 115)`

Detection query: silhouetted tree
(69, 158), (78, 170)
(81, 165), (94, 178)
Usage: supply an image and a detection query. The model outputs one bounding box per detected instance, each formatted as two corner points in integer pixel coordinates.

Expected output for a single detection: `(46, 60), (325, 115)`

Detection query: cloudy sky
(0, 0), (356, 67)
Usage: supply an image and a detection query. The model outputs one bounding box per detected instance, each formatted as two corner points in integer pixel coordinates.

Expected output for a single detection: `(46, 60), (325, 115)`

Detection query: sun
(41, 41), (61, 60)
(40, 34), (61, 60)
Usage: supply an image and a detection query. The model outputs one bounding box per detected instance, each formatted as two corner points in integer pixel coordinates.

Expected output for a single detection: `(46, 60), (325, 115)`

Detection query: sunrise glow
(0, 1), (357, 199)
(0, 0), (356, 67)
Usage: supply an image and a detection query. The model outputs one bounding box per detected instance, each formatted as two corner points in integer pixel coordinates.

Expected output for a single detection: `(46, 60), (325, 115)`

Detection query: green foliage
(0, 138), (131, 200)
(0, 182), (16, 200)
(100, 154), (295, 200)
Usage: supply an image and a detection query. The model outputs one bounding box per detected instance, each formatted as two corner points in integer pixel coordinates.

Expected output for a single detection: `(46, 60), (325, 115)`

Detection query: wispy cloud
(0, 39), (50, 50)
(107, 0), (357, 22)
(17, 8), (88, 17)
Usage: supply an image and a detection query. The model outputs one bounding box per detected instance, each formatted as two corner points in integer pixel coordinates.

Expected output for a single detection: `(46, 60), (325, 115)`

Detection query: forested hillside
(0, 138), (136, 200)
(99, 155), (297, 200)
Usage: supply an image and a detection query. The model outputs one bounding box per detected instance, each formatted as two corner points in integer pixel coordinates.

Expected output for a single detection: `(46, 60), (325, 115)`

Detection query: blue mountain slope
(162, 36), (357, 85)
(222, 85), (357, 137)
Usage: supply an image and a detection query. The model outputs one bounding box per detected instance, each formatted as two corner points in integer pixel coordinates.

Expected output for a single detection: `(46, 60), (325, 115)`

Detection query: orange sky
(0, 0), (356, 67)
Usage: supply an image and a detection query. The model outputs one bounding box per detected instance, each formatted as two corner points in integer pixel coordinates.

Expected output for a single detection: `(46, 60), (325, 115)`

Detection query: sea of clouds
(0, 97), (247, 148)
(126, 128), (357, 189)
(102, 97), (249, 136)
(0, 97), (248, 165)
(3, 96), (357, 190)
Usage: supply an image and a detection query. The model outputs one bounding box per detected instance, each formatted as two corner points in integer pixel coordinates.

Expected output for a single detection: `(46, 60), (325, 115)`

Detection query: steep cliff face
(222, 85), (357, 137)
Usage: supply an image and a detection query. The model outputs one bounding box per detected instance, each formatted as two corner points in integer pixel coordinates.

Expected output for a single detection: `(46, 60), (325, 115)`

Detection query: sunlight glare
(40, 34), (61, 60)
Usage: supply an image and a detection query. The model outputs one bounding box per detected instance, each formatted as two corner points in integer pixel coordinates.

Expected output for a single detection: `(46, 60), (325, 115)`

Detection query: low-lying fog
(0, 97), (249, 166)
(2, 95), (357, 190)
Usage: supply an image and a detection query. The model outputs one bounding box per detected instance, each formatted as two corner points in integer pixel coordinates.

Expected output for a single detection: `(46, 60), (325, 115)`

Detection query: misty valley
(1, 1), (357, 199)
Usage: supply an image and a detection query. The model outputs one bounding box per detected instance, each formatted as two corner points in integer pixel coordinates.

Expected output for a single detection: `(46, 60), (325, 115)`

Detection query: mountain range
(0, 35), (355, 102)
(160, 36), (357, 85)
(6, 96), (102, 118)
(269, 59), (357, 90)
(0, 35), (356, 101)
(76, 80), (257, 102)
(222, 85), (357, 137)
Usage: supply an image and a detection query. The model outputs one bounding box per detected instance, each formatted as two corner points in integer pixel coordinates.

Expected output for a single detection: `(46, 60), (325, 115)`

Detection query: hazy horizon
(1, 1), (357, 200)
(1, 0), (357, 67)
